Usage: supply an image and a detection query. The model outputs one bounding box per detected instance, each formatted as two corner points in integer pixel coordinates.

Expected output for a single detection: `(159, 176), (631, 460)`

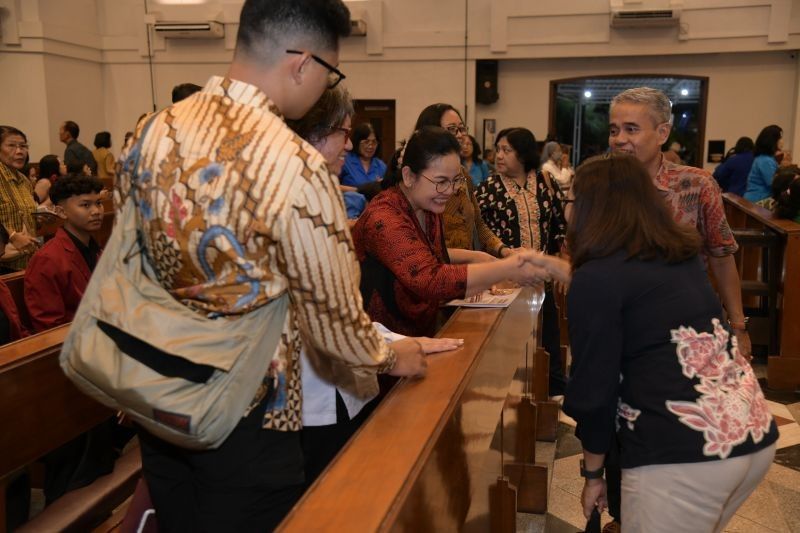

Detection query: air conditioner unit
(153, 21), (224, 39)
(350, 18), (366, 36)
(610, 1), (681, 28)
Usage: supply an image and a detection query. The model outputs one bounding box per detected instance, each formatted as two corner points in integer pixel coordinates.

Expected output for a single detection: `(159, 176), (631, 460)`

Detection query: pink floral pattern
(617, 399), (641, 431)
(665, 319), (773, 459)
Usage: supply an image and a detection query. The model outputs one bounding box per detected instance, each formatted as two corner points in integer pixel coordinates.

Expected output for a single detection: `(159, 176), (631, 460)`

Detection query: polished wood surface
(723, 193), (800, 389)
(279, 289), (541, 532)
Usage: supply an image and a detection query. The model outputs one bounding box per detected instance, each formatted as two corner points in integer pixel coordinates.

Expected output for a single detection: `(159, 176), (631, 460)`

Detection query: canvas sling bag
(60, 119), (288, 450)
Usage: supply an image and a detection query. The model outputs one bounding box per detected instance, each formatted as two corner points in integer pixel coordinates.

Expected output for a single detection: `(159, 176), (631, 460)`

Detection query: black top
(564, 251), (778, 469)
(65, 228), (101, 273)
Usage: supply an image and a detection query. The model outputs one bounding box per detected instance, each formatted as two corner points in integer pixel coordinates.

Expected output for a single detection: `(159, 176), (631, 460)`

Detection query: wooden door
(352, 99), (396, 167)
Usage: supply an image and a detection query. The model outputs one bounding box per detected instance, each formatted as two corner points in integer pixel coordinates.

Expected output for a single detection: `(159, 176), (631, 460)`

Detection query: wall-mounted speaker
(476, 60), (499, 105)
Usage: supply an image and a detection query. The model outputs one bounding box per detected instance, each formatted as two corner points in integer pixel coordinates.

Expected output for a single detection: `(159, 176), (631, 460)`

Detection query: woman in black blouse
(550, 155), (777, 532)
(475, 127), (568, 396)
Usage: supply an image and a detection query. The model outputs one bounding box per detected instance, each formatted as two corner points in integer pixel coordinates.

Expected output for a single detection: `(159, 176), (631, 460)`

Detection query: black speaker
(476, 60), (499, 105)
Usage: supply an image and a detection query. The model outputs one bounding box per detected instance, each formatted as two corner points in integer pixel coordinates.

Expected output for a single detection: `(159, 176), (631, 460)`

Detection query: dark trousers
(301, 391), (378, 488)
(542, 287), (567, 396)
(138, 401), (304, 533)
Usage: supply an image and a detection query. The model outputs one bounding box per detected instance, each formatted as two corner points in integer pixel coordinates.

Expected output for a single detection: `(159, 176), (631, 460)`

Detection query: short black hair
(66, 161), (87, 175)
(495, 127), (540, 173)
(383, 126), (460, 188)
(351, 123), (378, 158)
(49, 174), (104, 205)
(63, 120), (80, 139)
(172, 83), (202, 103)
(235, 0), (351, 62)
(413, 103), (462, 131)
(38, 155), (62, 179)
(94, 131), (111, 149)
(0, 125), (26, 145)
(772, 165), (800, 220)
(286, 85), (353, 144)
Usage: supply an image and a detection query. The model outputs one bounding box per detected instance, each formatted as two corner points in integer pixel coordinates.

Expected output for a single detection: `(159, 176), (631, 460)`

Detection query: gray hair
(541, 141), (561, 163)
(286, 85), (354, 144)
(610, 87), (673, 126)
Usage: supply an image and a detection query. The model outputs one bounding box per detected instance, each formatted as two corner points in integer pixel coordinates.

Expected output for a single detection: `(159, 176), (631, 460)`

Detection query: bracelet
(580, 459), (605, 480)
(8, 231), (17, 240)
(728, 317), (749, 331)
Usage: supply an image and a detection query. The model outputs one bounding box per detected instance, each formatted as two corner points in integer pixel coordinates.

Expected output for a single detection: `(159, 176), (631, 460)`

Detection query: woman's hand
(9, 226), (39, 255)
(581, 478), (608, 519)
(518, 250), (572, 287)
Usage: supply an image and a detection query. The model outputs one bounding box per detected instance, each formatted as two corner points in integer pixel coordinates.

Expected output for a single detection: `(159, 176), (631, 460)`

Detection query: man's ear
(657, 122), (672, 145)
(288, 52), (311, 86)
(54, 204), (67, 220)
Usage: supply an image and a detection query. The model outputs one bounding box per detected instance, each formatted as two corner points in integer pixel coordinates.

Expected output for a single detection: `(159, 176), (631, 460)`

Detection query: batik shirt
(655, 158), (738, 257)
(117, 76), (395, 431)
(475, 172), (566, 254)
(0, 162), (37, 270)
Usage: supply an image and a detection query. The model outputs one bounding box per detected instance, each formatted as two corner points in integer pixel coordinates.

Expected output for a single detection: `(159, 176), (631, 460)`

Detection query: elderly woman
(476, 127), (568, 397)
(287, 89), (463, 486)
(533, 155), (777, 532)
(0, 126), (39, 270)
(541, 141), (574, 193)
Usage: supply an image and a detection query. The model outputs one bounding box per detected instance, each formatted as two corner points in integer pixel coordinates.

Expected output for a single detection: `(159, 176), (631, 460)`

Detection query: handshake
(504, 249), (571, 288)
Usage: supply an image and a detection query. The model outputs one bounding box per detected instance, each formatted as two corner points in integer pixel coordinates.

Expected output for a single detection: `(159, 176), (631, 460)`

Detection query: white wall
(474, 51), (798, 169)
(0, 53), (50, 156)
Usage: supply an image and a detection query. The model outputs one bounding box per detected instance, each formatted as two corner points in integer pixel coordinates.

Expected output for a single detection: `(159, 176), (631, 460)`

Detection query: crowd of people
(0, 0), (790, 531)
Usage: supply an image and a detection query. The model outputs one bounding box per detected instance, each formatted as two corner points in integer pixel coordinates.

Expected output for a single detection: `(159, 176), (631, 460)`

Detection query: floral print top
(475, 171), (566, 254)
(564, 251), (777, 468)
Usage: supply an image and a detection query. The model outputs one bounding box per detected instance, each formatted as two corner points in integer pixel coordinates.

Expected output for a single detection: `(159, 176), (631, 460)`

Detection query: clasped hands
(508, 250), (571, 288)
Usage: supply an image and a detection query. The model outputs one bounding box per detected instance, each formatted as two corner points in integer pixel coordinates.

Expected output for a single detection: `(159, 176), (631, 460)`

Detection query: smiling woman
(0, 125), (39, 271)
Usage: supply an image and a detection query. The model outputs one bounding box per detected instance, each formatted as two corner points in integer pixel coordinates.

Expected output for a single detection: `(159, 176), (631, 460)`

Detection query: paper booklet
(445, 288), (522, 308)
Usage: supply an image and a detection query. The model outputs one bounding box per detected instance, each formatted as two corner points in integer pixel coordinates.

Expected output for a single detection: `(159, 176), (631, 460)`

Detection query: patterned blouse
(117, 76), (394, 431)
(655, 158), (738, 257)
(475, 171), (566, 254)
(352, 186), (468, 337)
(443, 176), (505, 256)
(0, 162), (37, 270)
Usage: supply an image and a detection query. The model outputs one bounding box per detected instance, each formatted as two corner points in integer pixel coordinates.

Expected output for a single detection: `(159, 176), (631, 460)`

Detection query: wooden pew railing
(0, 325), (140, 532)
(723, 193), (800, 390)
(279, 288), (549, 532)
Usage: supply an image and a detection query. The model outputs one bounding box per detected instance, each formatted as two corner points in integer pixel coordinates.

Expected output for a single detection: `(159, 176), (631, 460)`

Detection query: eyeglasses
(444, 124), (468, 136)
(419, 172), (466, 193)
(360, 138), (378, 146)
(286, 50), (346, 89)
(331, 126), (351, 140)
(2, 143), (29, 152)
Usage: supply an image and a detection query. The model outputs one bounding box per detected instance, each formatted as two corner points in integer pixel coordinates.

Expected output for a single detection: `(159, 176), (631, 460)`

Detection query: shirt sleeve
(360, 204), (468, 301)
(712, 158), (732, 189)
(468, 180), (505, 256)
(24, 252), (67, 332)
(280, 166), (395, 376)
(698, 174), (738, 257)
(563, 264), (624, 455)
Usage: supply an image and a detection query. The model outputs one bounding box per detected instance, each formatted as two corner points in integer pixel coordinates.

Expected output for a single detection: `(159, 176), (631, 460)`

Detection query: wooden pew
(279, 288), (548, 531)
(0, 325), (141, 532)
(723, 193), (800, 389)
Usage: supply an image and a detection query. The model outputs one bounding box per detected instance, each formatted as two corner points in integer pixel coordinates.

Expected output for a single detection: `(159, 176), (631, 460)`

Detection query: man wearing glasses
(117, 1), (426, 530)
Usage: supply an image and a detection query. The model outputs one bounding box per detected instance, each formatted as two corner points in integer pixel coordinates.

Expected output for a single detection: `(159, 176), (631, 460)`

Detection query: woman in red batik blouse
(352, 126), (546, 337)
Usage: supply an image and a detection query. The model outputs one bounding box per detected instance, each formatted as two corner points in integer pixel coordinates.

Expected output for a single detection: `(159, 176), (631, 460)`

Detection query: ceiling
(556, 77), (702, 105)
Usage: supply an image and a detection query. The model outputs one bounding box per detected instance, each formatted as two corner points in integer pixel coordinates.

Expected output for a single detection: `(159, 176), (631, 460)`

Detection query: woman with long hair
(535, 155), (777, 532)
(745, 125), (783, 202)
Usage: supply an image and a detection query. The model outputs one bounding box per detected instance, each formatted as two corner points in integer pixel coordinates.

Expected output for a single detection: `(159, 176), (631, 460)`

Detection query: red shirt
(352, 187), (468, 337)
(24, 228), (101, 332)
(0, 280), (29, 341)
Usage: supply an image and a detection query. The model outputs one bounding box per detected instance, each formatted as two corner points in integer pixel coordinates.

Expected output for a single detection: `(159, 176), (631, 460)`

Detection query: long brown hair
(567, 155), (701, 269)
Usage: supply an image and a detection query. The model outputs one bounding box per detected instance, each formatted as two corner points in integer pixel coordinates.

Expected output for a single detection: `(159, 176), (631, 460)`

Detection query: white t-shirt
(301, 322), (405, 426)
(541, 160), (574, 191)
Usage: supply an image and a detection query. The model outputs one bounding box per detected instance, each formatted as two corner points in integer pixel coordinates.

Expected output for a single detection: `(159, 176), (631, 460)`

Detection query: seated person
(0, 226), (30, 343)
(34, 154), (66, 208)
(24, 174), (104, 331)
(765, 164), (800, 222)
(352, 126), (547, 337)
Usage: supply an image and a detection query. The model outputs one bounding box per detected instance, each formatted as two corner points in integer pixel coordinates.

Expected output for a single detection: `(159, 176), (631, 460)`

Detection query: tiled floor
(520, 363), (800, 532)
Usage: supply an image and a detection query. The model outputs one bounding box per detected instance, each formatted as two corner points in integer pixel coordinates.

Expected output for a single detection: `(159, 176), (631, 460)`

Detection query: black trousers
(138, 401), (304, 533)
(301, 391), (378, 488)
(542, 287), (567, 396)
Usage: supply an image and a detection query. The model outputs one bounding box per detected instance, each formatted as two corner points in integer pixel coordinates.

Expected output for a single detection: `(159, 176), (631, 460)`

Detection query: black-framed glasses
(286, 49), (346, 89)
(444, 124), (468, 136)
(419, 172), (466, 193)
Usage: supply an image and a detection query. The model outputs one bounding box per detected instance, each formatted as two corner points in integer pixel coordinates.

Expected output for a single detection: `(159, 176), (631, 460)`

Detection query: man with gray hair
(597, 86), (750, 533)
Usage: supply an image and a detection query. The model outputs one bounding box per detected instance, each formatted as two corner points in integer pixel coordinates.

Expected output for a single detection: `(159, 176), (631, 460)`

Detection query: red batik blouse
(352, 186), (468, 337)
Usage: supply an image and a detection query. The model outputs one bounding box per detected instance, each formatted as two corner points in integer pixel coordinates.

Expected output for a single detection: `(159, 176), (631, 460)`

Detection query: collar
(202, 76), (283, 119)
(653, 154), (671, 192)
(500, 172), (534, 192)
(63, 227), (99, 255)
(0, 161), (25, 184)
